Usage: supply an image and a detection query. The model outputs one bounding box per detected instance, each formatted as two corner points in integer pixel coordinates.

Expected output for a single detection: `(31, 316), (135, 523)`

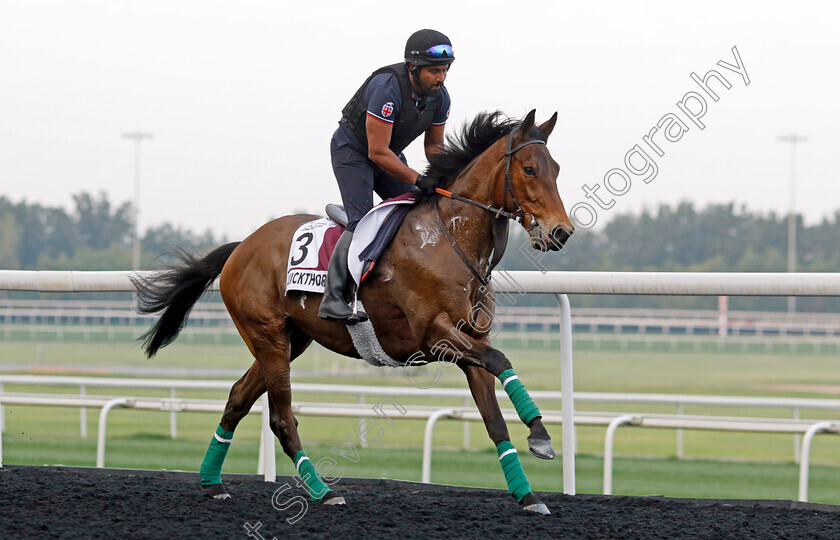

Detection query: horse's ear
(538, 112), (558, 139)
(520, 109), (537, 135)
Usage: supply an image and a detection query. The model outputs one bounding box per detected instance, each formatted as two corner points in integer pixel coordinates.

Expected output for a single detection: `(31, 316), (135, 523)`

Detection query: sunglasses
(412, 44), (453, 58)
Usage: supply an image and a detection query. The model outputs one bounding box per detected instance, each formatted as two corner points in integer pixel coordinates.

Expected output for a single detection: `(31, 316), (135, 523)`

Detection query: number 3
(290, 232), (314, 266)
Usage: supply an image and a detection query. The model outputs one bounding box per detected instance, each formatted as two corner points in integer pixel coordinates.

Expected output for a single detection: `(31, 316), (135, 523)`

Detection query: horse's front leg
(469, 344), (555, 460)
(460, 363), (550, 514)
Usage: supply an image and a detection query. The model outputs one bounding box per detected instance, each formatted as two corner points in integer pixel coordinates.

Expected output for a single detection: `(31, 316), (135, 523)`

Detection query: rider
(318, 29), (455, 324)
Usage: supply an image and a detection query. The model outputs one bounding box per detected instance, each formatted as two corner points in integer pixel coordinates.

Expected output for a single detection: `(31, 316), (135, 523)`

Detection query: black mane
(425, 111), (521, 182)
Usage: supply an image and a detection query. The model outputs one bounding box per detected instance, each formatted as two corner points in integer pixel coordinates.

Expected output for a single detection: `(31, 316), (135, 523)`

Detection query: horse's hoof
(527, 434), (556, 460)
(523, 503), (551, 515)
(321, 492), (346, 505)
(202, 483), (231, 500)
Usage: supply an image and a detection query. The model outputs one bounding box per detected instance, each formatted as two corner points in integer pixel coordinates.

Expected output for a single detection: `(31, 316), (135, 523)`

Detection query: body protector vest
(339, 63), (441, 155)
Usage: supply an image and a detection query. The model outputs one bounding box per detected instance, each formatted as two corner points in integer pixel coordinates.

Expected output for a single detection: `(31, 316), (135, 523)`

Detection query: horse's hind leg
(256, 329), (345, 505)
(199, 321), (313, 500)
(200, 360), (265, 499)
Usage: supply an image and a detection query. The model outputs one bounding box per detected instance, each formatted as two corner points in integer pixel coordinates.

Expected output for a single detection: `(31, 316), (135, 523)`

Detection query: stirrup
(346, 293), (368, 325)
(318, 298), (368, 325)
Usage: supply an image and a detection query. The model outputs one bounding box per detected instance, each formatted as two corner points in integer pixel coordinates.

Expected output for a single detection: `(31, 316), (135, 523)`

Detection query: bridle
(433, 128), (547, 286)
(502, 130), (546, 232)
(435, 128), (546, 231)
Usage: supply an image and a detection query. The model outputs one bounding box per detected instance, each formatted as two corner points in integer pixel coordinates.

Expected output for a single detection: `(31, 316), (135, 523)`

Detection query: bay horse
(133, 110), (573, 514)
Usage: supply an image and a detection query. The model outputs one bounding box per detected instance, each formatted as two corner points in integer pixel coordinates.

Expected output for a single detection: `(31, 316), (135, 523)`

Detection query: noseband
(432, 128), (547, 287)
(435, 128), (546, 229)
(503, 130), (546, 232)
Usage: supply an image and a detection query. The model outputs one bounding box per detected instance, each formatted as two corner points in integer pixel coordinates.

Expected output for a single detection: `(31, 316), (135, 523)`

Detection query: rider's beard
(419, 80), (442, 98)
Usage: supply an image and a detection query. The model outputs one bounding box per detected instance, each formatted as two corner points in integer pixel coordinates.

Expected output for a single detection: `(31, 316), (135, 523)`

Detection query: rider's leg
(317, 228), (367, 323)
(319, 139), (375, 324)
(331, 139), (376, 231)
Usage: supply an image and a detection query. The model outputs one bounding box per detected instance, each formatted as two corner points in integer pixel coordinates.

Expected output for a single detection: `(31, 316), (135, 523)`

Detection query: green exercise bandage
(200, 424), (234, 486)
(294, 451), (331, 502)
(499, 368), (541, 425)
(497, 440), (532, 502)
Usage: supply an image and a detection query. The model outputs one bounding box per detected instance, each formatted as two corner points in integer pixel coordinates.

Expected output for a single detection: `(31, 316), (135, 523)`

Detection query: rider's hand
(415, 174), (442, 195)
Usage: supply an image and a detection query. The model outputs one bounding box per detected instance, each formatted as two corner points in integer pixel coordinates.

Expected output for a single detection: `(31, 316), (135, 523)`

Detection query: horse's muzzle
(530, 224), (572, 252)
(549, 225), (572, 249)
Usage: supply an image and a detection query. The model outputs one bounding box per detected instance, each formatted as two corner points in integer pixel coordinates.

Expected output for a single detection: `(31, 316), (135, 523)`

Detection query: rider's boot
(317, 230), (368, 325)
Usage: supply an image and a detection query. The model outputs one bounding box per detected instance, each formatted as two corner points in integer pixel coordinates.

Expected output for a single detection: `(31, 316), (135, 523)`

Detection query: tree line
(2, 193), (838, 311)
(500, 201), (840, 312)
(0, 192), (223, 271)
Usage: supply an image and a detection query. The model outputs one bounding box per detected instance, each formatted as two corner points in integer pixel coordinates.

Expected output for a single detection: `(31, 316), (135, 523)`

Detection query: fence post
(676, 403), (684, 459)
(556, 293), (576, 495)
(798, 421), (834, 502)
(603, 415), (635, 495)
(80, 385), (87, 439)
(359, 394), (367, 448)
(462, 397), (471, 449)
(422, 409), (454, 483)
(96, 398), (130, 468)
(170, 387), (177, 439)
(259, 394), (276, 481)
(792, 407), (801, 464)
(0, 393), (4, 467)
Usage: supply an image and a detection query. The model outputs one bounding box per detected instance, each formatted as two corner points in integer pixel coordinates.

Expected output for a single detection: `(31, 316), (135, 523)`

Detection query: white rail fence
(2, 269), (840, 501)
(1, 387), (838, 502)
(7, 300), (840, 342)
(5, 375), (840, 457)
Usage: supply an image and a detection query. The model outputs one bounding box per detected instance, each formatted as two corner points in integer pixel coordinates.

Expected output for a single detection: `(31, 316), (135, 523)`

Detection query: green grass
(2, 338), (840, 504)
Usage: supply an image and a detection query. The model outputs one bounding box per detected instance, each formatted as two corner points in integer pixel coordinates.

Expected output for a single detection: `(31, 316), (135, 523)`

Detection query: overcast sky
(1, 1), (837, 240)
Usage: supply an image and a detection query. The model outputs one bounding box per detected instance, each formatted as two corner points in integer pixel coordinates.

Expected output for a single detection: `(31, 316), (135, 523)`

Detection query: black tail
(131, 242), (241, 358)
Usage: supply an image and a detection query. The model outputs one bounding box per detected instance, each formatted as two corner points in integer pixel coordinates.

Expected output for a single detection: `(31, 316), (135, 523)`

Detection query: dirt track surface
(2, 466), (839, 539)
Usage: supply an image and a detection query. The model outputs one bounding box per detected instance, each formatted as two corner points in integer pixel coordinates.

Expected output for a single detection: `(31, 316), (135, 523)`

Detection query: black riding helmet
(404, 29), (454, 66)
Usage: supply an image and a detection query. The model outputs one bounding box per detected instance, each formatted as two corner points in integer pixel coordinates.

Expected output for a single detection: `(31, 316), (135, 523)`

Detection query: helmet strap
(409, 64), (421, 81)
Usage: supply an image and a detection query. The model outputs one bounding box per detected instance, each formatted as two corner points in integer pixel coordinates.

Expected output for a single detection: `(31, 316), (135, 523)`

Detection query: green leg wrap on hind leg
(293, 451), (331, 502)
(499, 368), (541, 425)
(200, 424), (234, 486)
(497, 440), (532, 502)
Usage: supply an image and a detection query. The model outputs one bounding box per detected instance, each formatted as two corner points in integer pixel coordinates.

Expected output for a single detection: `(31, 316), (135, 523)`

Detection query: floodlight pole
(122, 130), (153, 272)
(777, 135), (807, 313)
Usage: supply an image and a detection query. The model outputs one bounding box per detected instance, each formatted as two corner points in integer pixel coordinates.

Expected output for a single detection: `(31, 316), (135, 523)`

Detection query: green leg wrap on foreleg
(294, 451), (331, 502)
(497, 440), (532, 502)
(200, 424), (234, 486)
(499, 368), (541, 425)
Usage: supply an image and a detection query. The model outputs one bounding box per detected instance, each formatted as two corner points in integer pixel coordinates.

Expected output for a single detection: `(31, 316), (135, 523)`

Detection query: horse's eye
(523, 166), (536, 176)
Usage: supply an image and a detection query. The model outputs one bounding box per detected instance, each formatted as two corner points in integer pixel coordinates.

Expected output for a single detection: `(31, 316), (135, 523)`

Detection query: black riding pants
(330, 137), (414, 231)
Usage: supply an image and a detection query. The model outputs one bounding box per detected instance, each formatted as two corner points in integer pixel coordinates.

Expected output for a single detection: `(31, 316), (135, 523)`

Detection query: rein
(432, 128), (546, 286)
(435, 130), (546, 227)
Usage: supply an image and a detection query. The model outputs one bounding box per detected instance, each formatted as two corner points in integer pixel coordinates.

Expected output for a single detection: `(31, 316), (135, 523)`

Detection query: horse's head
(500, 109), (573, 251)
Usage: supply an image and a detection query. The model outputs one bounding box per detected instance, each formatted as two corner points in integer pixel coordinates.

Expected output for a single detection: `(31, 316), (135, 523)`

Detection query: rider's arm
(423, 124), (445, 161)
(366, 116), (421, 185)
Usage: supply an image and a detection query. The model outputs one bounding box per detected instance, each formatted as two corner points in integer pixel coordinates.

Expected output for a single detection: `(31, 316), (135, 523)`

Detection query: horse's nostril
(550, 226), (572, 248)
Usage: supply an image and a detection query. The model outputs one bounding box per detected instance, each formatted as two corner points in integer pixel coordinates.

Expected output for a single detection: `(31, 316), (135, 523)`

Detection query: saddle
(325, 204), (348, 227)
(285, 195), (417, 294)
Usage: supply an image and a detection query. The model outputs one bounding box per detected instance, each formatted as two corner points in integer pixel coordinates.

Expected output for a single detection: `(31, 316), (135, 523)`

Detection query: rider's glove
(415, 174), (442, 195)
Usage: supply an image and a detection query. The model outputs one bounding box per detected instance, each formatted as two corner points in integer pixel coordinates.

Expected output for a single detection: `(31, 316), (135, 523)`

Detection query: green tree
(0, 212), (20, 269)
(73, 192), (132, 249)
(37, 244), (132, 271)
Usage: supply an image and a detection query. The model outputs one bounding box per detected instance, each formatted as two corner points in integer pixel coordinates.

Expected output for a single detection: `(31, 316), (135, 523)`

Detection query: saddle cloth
(286, 193), (417, 294)
(285, 218), (344, 293)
